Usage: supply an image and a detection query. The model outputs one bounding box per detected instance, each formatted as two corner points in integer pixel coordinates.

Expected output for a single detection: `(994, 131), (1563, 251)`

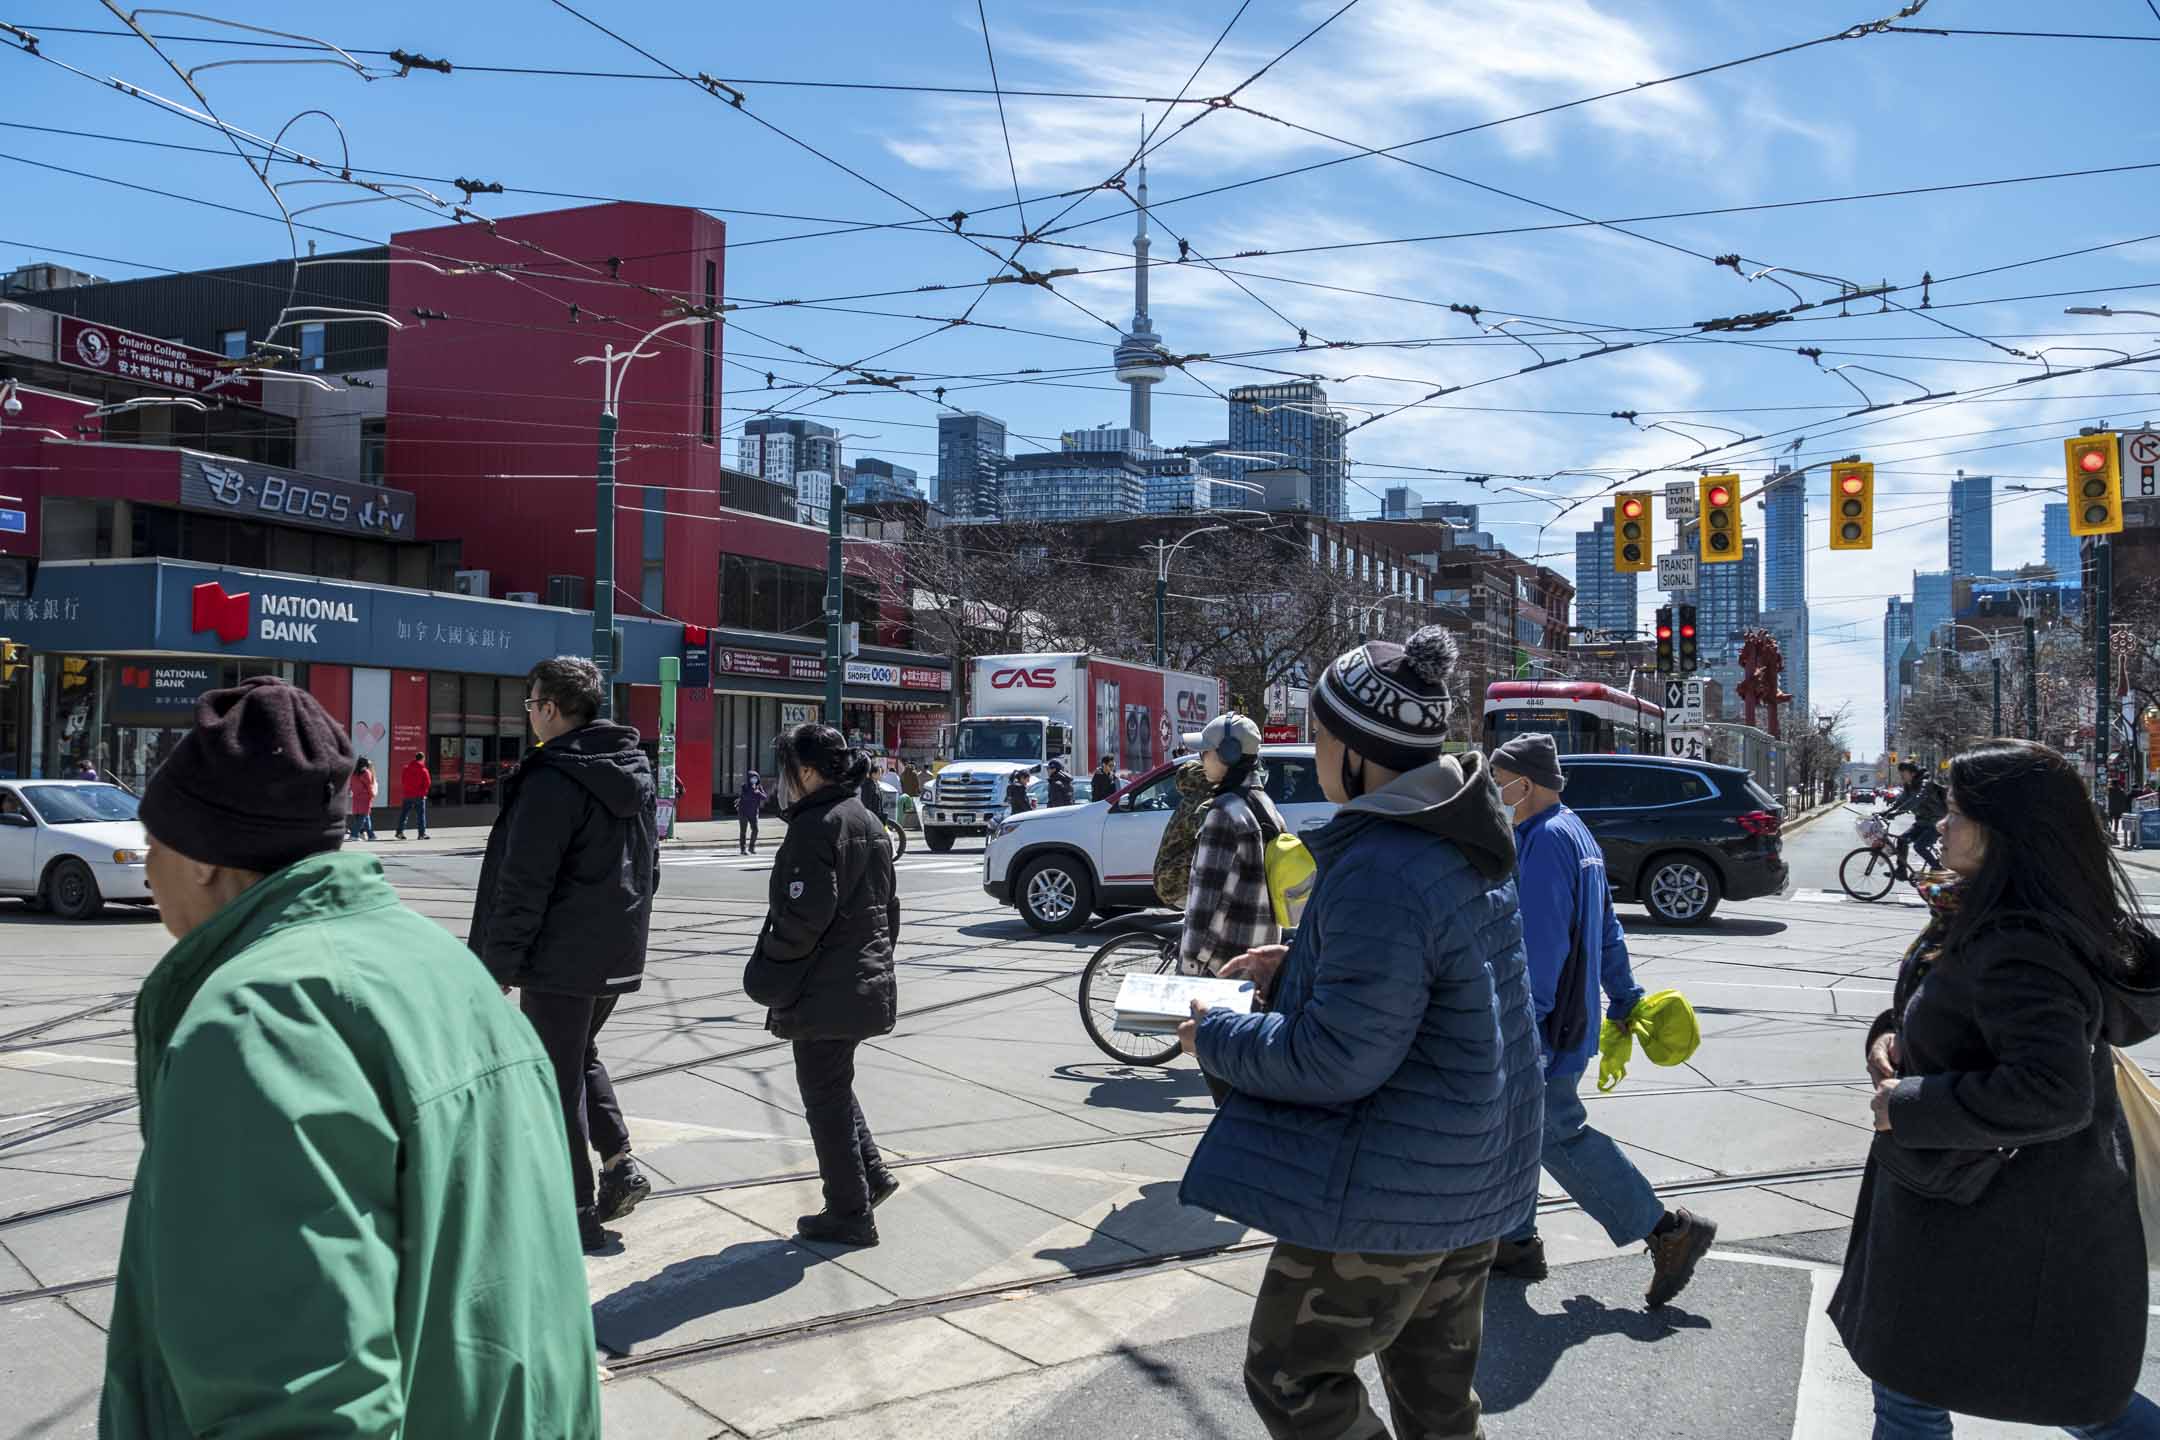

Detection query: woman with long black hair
(1832, 739), (2160, 1438)
(743, 723), (900, 1247)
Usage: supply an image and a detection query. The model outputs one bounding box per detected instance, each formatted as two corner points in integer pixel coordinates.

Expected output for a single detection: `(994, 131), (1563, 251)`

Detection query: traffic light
(60, 657), (90, 693)
(1655, 606), (1675, 676)
(1698, 474), (1742, 563)
(1613, 491), (1653, 573)
(1678, 603), (1699, 674)
(2066, 432), (2123, 537)
(1829, 461), (1874, 550)
(0, 640), (19, 684)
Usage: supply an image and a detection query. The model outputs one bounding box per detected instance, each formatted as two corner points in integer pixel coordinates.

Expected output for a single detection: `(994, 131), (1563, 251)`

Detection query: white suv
(983, 745), (1336, 933)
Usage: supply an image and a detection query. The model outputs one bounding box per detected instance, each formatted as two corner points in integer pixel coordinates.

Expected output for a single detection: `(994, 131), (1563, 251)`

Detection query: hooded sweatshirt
(1180, 753), (1545, 1254)
(468, 720), (659, 995)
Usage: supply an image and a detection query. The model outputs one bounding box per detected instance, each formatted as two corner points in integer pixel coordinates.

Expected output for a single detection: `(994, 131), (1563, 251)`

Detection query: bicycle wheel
(882, 816), (908, 860)
(1838, 846), (1895, 902)
(1078, 933), (1184, 1066)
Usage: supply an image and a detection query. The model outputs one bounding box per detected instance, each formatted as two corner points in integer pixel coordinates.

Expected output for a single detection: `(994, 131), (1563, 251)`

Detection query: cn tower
(1111, 129), (1167, 437)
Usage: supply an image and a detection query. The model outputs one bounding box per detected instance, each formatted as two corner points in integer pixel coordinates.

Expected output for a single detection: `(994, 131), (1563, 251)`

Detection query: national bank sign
(191, 581), (361, 646)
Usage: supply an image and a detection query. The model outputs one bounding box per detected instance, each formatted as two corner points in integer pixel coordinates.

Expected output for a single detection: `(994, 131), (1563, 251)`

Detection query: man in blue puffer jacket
(1177, 628), (1542, 1440)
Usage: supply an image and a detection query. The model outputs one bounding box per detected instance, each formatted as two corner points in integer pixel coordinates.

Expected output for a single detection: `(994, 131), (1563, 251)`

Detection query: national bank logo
(191, 581), (250, 644)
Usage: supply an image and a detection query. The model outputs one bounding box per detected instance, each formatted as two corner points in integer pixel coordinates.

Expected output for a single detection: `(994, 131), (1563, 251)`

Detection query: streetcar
(1480, 680), (1662, 755)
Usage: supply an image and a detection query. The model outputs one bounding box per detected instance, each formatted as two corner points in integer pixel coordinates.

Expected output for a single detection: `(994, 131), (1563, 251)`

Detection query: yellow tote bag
(2109, 1047), (2160, 1271)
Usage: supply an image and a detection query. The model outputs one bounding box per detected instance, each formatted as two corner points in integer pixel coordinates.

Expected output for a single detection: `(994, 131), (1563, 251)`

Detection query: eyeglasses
(521, 697), (550, 711)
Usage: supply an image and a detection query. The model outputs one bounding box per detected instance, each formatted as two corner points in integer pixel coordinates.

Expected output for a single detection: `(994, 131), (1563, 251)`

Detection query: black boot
(578, 1207), (612, 1254)
(796, 1209), (878, 1247)
(595, 1155), (652, 1224)
(1491, 1235), (1548, 1281)
(868, 1170), (900, 1209)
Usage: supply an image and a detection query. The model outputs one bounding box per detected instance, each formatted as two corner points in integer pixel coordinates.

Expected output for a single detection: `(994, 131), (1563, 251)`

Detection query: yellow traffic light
(1699, 474), (1743, 564)
(1828, 461), (1874, 550)
(0, 640), (18, 684)
(1613, 491), (1653, 573)
(2066, 432), (2122, 536)
(61, 657), (90, 692)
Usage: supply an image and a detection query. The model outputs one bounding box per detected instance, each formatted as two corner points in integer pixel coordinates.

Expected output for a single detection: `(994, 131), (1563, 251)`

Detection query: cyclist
(1881, 761), (1947, 870)
(1176, 713), (1286, 980)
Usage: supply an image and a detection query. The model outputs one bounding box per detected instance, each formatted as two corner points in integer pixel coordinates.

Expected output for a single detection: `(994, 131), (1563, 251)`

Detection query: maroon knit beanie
(141, 676), (353, 872)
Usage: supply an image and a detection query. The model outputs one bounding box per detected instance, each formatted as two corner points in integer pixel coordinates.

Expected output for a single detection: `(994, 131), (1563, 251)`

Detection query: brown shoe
(1644, 1208), (1717, 1308)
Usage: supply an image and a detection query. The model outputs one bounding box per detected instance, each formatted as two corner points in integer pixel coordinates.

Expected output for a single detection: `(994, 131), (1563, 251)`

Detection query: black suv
(1558, 754), (1788, 925)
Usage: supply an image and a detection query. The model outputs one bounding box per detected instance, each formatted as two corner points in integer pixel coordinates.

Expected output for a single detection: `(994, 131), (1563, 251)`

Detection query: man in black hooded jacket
(471, 655), (660, 1251)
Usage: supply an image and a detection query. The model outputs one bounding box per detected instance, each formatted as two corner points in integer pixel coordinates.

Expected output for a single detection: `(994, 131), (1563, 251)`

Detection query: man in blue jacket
(1486, 734), (1717, 1308)
(1177, 628), (1543, 1440)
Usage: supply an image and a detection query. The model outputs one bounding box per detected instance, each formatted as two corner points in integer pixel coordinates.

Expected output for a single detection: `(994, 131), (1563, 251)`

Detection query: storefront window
(429, 672), (462, 805)
(463, 675), (499, 803)
(41, 499), (113, 560)
(497, 678), (526, 784)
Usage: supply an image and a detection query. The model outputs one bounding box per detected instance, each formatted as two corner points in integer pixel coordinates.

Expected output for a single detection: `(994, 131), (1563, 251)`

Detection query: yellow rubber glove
(1597, 1018), (1635, 1093)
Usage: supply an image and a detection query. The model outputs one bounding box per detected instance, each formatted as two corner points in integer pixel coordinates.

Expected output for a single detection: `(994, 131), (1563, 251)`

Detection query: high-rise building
(1110, 143), (1167, 437)
(736, 417), (843, 526)
(1949, 471), (1994, 578)
(1226, 382), (1350, 519)
(1695, 537), (1760, 665)
(1762, 467), (1807, 611)
(1913, 569), (1953, 652)
(2044, 501), (2081, 586)
(937, 412), (1008, 521)
(996, 446), (1148, 522)
(1884, 595), (1914, 746)
(849, 456), (921, 505)
(1382, 485), (1423, 520)
(1573, 507), (1639, 637)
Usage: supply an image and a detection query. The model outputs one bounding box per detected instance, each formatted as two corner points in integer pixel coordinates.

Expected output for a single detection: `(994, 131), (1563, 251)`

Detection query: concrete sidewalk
(350, 815), (791, 856)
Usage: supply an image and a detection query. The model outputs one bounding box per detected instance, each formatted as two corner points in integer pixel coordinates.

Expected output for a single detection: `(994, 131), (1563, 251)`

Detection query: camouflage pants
(1244, 1239), (1498, 1440)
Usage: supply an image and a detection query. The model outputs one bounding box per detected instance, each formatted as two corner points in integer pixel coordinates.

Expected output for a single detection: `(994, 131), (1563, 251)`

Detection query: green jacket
(101, 851), (600, 1439)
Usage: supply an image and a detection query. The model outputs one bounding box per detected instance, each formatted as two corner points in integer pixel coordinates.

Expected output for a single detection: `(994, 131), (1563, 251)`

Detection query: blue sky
(6, 0), (2160, 753)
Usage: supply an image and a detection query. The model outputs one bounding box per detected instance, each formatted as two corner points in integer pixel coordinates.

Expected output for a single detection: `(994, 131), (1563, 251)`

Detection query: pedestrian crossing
(663, 848), (983, 876)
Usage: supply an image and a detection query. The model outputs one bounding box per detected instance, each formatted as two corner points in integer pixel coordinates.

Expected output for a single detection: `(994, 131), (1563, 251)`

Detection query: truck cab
(920, 715), (1073, 852)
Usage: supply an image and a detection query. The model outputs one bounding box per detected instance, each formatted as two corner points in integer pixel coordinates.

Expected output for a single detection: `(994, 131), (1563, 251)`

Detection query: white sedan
(0, 780), (153, 920)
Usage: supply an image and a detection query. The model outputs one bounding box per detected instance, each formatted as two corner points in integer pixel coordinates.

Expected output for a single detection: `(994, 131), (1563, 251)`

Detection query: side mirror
(0, 811), (33, 827)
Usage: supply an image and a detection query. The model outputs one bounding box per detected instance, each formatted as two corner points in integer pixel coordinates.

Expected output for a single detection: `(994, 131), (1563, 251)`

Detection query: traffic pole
(2095, 537), (2113, 800)
(2026, 613), (2039, 741)
(1154, 571), (1167, 668)
(658, 656), (678, 839)
(591, 409), (618, 720)
(1991, 657), (2001, 738)
(824, 477), (845, 725)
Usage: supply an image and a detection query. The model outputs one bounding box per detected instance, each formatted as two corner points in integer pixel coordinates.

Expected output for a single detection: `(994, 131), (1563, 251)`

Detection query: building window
(700, 259), (717, 444)
(219, 328), (247, 359)
(298, 322), (326, 372)
(360, 419), (386, 486)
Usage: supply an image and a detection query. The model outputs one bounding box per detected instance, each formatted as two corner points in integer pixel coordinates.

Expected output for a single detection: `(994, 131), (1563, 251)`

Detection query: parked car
(0, 780), (153, 920)
(1850, 787), (1878, 804)
(984, 745), (1335, 933)
(1559, 753), (1789, 926)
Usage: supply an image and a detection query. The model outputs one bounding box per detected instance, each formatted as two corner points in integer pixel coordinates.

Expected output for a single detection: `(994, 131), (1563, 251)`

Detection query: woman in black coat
(743, 723), (901, 1248)
(1831, 739), (2160, 1437)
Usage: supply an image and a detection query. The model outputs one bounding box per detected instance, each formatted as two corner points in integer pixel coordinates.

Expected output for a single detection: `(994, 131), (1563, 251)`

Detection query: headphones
(1214, 732), (1246, 765)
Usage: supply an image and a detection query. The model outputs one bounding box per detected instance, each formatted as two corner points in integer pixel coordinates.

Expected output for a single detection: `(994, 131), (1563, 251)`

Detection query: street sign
(1664, 479), (1697, 516)
(0, 509), (22, 534)
(2125, 429), (2160, 507)
(1657, 552), (1698, 592)
(1665, 727), (1710, 763)
(1661, 678), (1704, 731)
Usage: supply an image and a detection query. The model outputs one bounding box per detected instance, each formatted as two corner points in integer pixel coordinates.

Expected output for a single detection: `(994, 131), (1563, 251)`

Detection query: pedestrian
(1177, 628), (1542, 1440)
(393, 750), (431, 839)
(1045, 757), (1075, 808)
(1004, 766), (1034, 816)
(744, 723), (900, 1247)
(105, 676), (597, 1437)
(346, 756), (377, 841)
(1176, 713), (1283, 979)
(1152, 759), (1217, 909)
(1486, 734), (1718, 1305)
(739, 770), (767, 854)
(859, 757), (886, 822)
(1090, 755), (1119, 803)
(76, 756), (98, 781)
(900, 761), (922, 799)
(1833, 739), (2160, 1436)
(469, 656), (660, 1253)
(1881, 760), (1945, 869)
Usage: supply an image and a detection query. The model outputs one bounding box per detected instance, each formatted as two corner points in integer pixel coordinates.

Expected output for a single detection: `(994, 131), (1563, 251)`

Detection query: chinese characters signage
(178, 453), (416, 541)
(713, 646), (950, 691)
(56, 315), (261, 406)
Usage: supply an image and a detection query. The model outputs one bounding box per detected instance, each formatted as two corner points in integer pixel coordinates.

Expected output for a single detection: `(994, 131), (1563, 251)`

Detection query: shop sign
(112, 662), (217, 720)
(900, 664), (949, 691)
(781, 702), (819, 728)
(681, 626), (711, 689)
(1262, 723), (1302, 743)
(845, 660), (899, 687)
(56, 315), (261, 406)
(179, 453), (416, 541)
(716, 647), (946, 692)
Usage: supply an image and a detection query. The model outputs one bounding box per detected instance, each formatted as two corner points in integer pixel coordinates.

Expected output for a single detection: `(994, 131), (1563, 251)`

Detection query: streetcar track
(0, 995), (137, 1049)
(0, 1028), (133, 1057)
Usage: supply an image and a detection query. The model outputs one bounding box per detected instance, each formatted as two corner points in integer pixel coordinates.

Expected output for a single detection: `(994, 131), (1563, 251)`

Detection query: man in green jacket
(102, 676), (599, 1439)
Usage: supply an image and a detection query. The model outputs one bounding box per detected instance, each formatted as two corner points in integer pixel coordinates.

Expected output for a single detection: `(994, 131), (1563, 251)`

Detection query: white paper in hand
(1111, 974), (1257, 1033)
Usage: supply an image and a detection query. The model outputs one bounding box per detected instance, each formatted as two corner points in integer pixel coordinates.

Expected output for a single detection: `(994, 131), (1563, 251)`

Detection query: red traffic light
(2079, 446), (2108, 473)
(1680, 624), (1696, 638)
(1707, 485), (1732, 507)
(1838, 473), (1865, 494)
(1656, 624), (1673, 640)
(1620, 497), (1644, 518)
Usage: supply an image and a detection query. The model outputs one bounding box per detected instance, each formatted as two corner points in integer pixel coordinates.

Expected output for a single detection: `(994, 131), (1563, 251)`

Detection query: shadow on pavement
(1050, 1061), (1209, 1113)
(1033, 1181), (1243, 1271)
(0, 901), (161, 926)
(1630, 915), (1787, 939)
(591, 1237), (825, 1352)
(1475, 1279), (1710, 1413)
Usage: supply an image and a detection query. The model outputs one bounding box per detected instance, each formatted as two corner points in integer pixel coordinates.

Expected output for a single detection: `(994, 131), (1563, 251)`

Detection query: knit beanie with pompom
(1308, 625), (1459, 773)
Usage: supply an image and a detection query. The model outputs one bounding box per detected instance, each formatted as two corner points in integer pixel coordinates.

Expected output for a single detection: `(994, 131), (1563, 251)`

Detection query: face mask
(1498, 777), (1530, 810)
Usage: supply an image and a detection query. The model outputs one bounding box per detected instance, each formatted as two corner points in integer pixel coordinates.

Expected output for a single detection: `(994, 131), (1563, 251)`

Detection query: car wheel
(1640, 853), (1719, 926)
(924, 828), (956, 854)
(1017, 853), (1095, 934)
(46, 858), (104, 921)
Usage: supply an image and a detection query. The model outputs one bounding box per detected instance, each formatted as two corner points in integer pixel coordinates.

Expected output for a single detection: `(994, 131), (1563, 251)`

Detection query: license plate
(955, 813), (975, 825)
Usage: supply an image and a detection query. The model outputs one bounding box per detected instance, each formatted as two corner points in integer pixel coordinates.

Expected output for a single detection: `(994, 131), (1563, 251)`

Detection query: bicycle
(1077, 930), (1185, 1067)
(1836, 808), (1936, 901)
(882, 815), (908, 859)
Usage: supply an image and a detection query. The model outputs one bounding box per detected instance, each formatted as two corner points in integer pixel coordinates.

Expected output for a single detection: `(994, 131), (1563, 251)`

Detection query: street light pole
(1991, 656), (2002, 737)
(825, 476), (845, 724)
(2097, 536), (2114, 795)
(1150, 523), (1230, 668)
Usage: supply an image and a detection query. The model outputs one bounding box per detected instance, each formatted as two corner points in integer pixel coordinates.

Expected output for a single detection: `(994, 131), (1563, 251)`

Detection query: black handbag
(1870, 1131), (2016, 1206)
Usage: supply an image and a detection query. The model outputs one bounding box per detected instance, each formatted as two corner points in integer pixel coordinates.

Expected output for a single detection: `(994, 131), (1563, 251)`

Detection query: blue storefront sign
(0, 508), (24, 534)
(0, 558), (680, 682)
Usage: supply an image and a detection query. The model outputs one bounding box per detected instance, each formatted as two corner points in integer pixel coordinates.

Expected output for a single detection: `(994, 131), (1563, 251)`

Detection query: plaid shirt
(1179, 789), (1283, 976)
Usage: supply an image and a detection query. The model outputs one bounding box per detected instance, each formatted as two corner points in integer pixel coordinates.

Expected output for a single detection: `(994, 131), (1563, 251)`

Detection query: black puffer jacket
(469, 721), (659, 996)
(744, 776), (900, 1040)
(1830, 917), (2160, 1425)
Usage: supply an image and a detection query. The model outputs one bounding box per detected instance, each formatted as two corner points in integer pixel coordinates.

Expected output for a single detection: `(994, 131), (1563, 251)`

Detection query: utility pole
(2026, 612), (2039, 742)
(591, 408), (618, 720)
(1154, 569), (1168, 668)
(1991, 656), (2002, 738)
(2095, 536), (2113, 799)
(824, 476), (845, 724)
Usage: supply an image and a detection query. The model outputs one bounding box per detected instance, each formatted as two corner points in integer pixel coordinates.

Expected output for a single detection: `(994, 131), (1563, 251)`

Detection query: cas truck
(920, 653), (1224, 852)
